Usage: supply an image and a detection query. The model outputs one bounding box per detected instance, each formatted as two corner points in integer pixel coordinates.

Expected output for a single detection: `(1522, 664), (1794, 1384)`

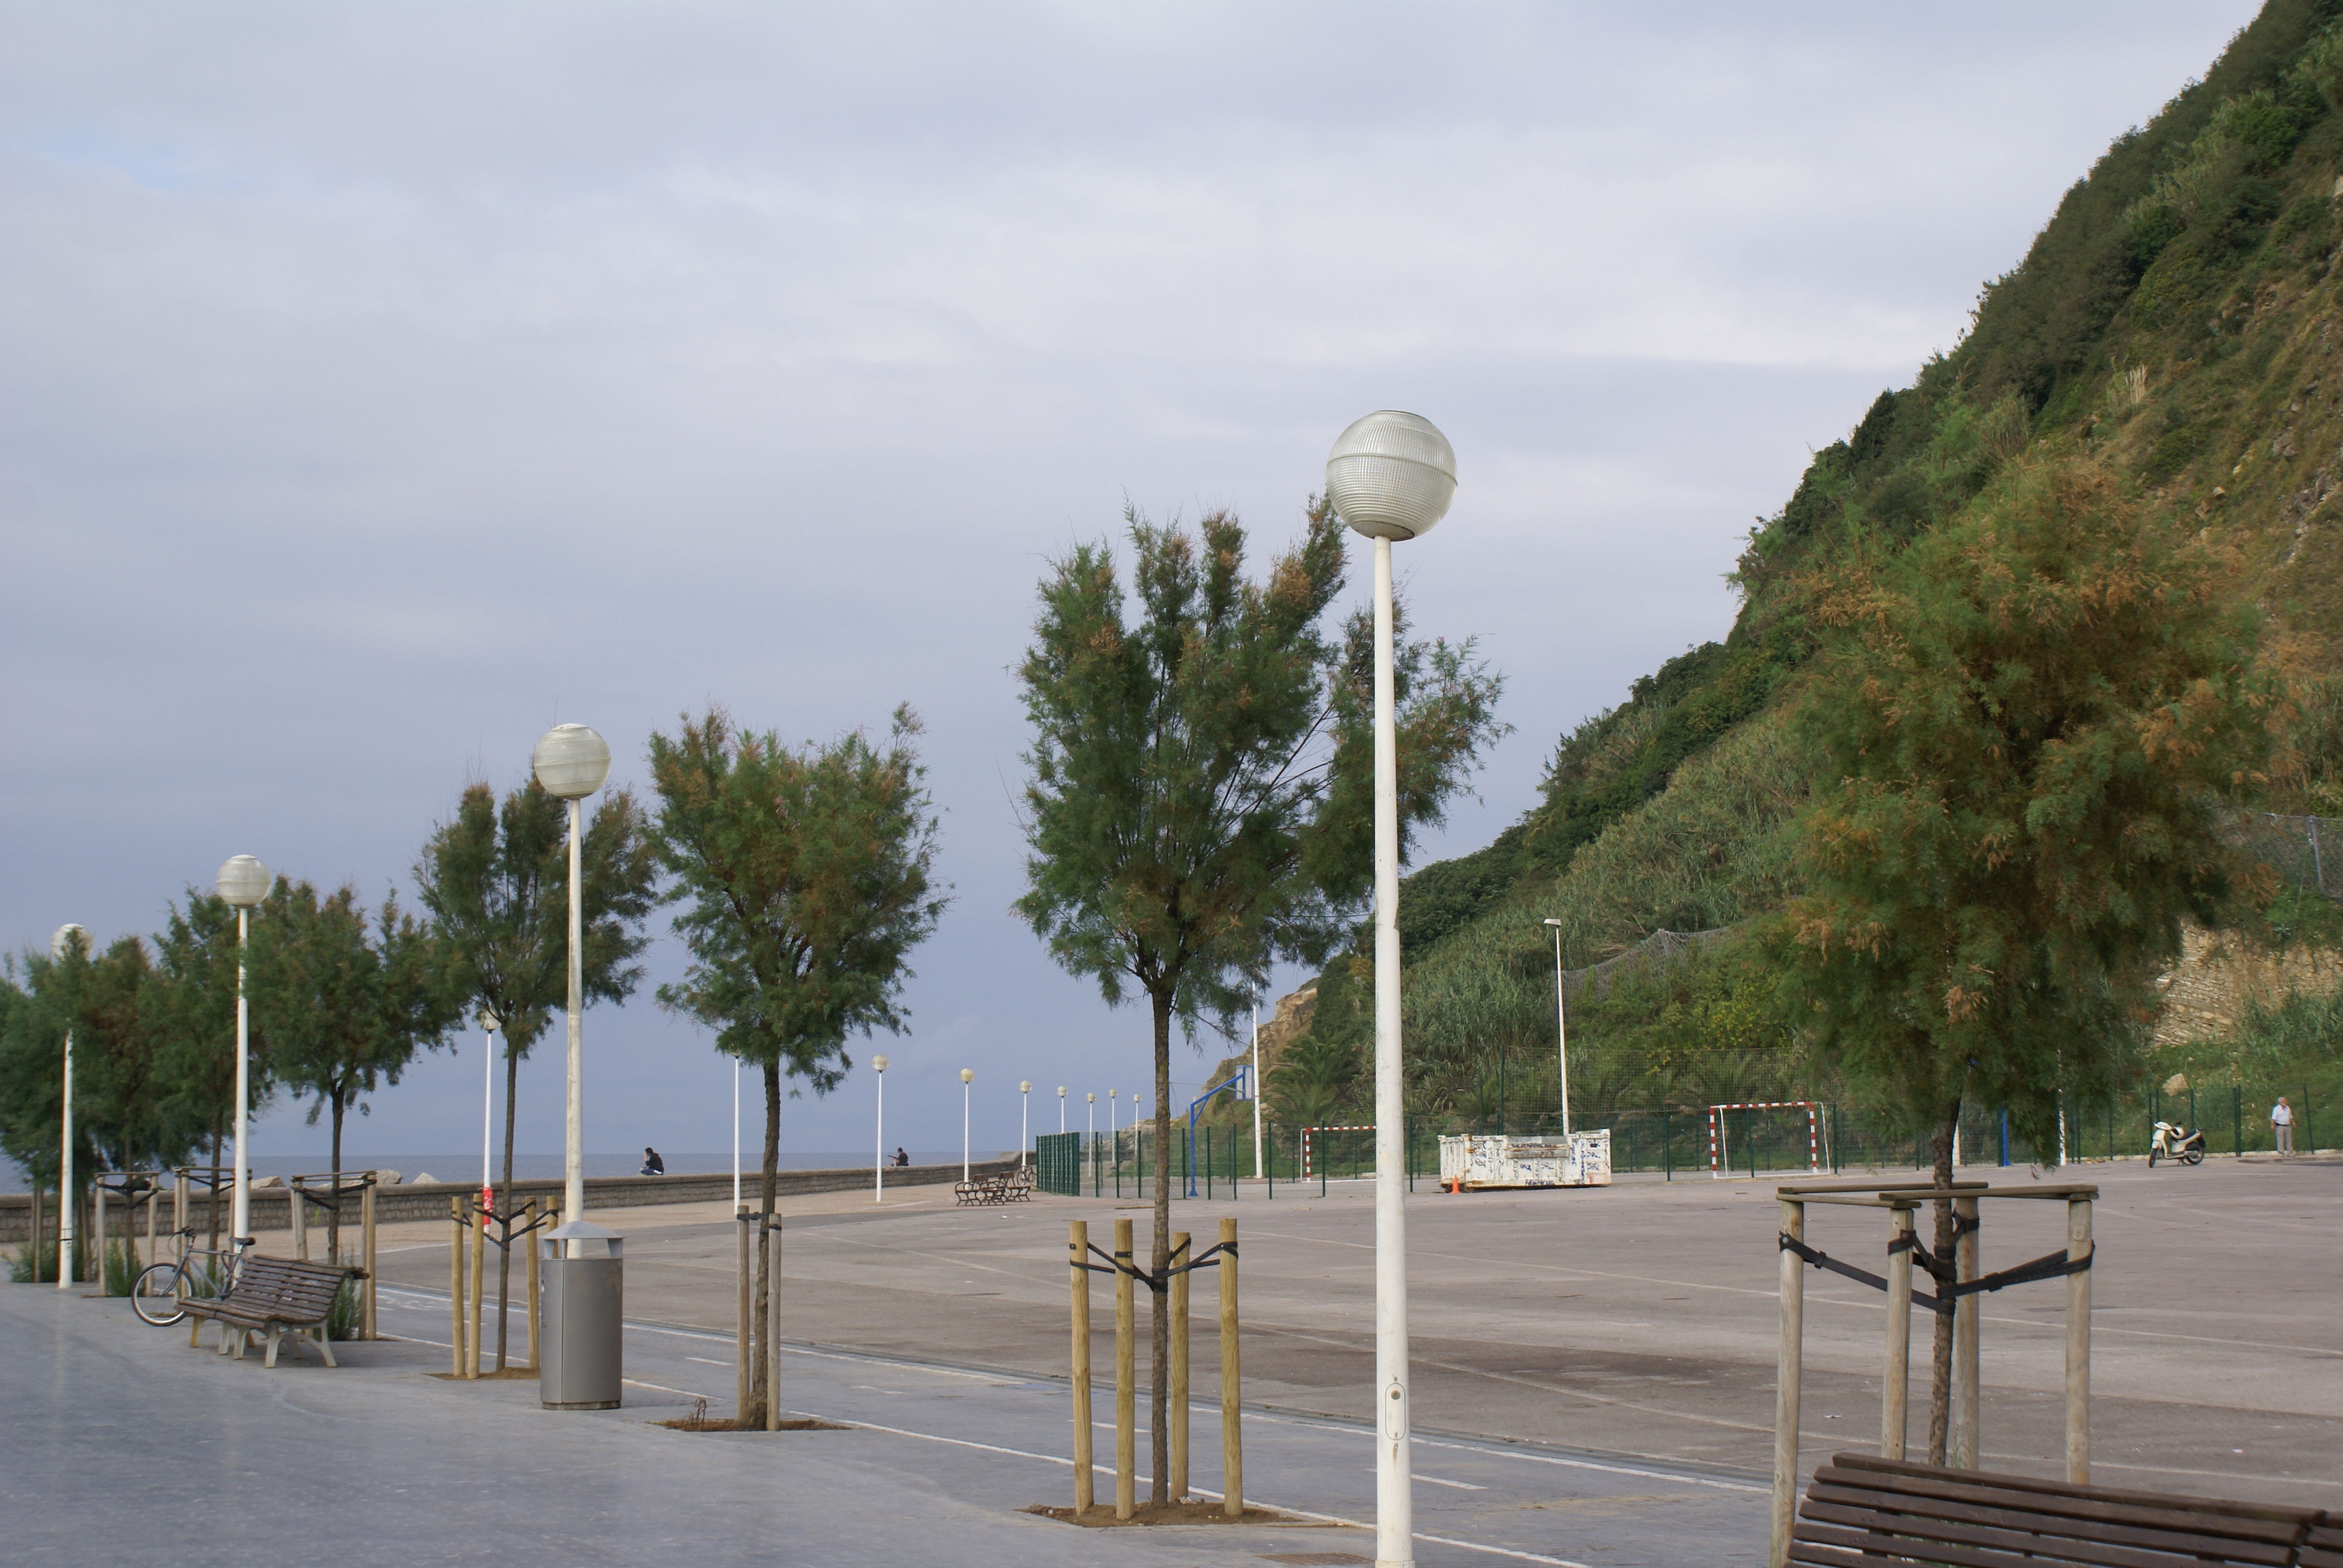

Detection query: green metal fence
(1020, 1085), (2324, 1201)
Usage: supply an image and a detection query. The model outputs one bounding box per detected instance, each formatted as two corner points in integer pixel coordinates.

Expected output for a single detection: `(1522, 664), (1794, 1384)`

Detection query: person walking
(2272, 1097), (2295, 1157)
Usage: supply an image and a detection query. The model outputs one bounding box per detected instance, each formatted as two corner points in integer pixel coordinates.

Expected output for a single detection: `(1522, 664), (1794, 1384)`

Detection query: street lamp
(479, 1010), (500, 1214)
(215, 855), (271, 1252)
(534, 722), (612, 1240)
(960, 1068), (975, 1182)
(1086, 1091), (1095, 1140)
(51, 924), (90, 1289)
(1058, 1084), (1067, 1135)
(1327, 408), (1457, 1568)
(1251, 998), (1265, 1180)
(1019, 1081), (1033, 1169)
(1544, 919), (1571, 1137)
(872, 1055), (889, 1203)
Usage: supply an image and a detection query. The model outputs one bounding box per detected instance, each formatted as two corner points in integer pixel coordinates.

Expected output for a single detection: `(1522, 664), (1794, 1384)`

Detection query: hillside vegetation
(1245, 0), (2343, 1129)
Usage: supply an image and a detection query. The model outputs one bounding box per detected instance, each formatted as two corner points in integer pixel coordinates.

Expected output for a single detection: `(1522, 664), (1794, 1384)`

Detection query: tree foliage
(647, 704), (946, 1426)
(1776, 451), (2281, 1459)
(1015, 500), (1504, 1500)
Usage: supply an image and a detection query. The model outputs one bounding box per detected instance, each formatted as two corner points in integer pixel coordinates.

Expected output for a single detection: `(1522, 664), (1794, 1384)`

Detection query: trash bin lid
(545, 1219), (623, 1257)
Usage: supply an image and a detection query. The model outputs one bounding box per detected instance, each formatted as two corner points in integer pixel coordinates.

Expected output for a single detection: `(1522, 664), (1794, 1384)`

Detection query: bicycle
(130, 1229), (253, 1326)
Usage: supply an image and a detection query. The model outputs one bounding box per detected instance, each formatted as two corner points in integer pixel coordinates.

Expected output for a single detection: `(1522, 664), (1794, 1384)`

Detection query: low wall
(0, 1157), (1021, 1244)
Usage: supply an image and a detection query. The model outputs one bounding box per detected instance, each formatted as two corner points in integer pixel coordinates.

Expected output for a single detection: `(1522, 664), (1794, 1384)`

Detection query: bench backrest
(226, 1255), (358, 1322)
(1793, 1453), (2324, 1567)
(2303, 1521), (2343, 1568)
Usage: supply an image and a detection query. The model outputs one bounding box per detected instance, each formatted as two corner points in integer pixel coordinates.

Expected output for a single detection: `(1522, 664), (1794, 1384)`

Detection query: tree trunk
(1150, 986), (1173, 1503)
(327, 1089), (345, 1264)
(750, 1059), (782, 1429)
(1926, 1099), (1960, 1466)
(495, 1045), (520, 1370)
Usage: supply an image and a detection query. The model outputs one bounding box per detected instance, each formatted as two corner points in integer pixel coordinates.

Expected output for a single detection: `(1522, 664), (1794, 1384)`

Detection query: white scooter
(2148, 1120), (2206, 1166)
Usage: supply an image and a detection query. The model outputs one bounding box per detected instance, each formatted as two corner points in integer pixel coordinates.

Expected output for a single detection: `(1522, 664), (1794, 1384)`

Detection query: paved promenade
(7, 1154), (2334, 1566)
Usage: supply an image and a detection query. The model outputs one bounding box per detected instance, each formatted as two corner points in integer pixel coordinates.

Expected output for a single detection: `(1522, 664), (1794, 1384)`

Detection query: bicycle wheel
(131, 1262), (188, 1325)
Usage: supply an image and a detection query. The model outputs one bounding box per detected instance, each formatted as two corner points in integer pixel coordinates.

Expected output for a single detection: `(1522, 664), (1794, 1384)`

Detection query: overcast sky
(1, 3), (2260, 1166)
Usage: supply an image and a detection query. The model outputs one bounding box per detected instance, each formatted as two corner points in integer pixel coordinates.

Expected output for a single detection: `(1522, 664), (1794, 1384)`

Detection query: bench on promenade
(184, 1255), (362, 1369)
(1791, 1452), (2330, 1567)
(954, 1168), (1034, 1206)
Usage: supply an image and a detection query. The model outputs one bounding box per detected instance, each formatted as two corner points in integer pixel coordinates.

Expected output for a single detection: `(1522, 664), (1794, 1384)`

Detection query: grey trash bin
(540, 1220), (623, 1410)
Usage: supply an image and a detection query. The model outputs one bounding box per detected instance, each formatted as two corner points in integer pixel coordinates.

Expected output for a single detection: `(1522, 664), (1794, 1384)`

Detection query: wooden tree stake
(1219, 1217), (1242, 1518)
(1069, 1221), (1093, 1515)
(1169, 1230), (1190, 1499)
(1114, 1217), (1135, 1520)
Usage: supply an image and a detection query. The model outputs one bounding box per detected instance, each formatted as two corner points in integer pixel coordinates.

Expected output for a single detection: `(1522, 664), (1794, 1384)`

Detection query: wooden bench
(954, 1168), (1035, 1206)
(183, 1255), (361, 1369)
(1791, 1453), (2327, 1567)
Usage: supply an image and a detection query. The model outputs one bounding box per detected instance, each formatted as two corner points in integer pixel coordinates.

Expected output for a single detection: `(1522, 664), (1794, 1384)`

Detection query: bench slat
(1792, 1455), (2321, 1568)
(1810, 1465), (2311, 1548)
(1800, 1498), (2295, 1568)
(1804, 1481), (2300, 1564)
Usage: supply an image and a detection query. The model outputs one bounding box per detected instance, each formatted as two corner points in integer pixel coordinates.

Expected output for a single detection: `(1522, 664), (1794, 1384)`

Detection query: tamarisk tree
(647, 705), (946, 1429)
(414, 777), (657, 1367)
(1015, 500), (1503, 1501)
(1779, 455), (2280, 1463)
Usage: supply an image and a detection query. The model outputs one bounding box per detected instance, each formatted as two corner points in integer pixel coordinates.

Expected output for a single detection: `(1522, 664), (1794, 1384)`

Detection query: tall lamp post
(216, 855), (272, 1250)
(479, 1011), (500, 1213)
(960, 1068), (975, 1182)
(1019, 1081), (1032, 1169)
(1086, 1091), (1095, 1138)
(871, 1055), (888, 1202)
(1543, 918), (1572, 1137)
(51, 924), (90, 1289)
(1326, 408), (1457, 1568)
(1058, 1084), (1067, 1134)
(534, 723), (612, 1240)
(1251, 999), (1265, 1180)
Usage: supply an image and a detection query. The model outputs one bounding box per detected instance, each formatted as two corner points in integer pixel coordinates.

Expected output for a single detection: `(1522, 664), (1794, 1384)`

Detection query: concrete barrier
(0, 1157), (1023, 1243)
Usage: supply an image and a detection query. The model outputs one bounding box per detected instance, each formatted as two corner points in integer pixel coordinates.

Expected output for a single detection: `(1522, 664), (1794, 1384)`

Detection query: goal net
(1708, 1101), (1826, 1178)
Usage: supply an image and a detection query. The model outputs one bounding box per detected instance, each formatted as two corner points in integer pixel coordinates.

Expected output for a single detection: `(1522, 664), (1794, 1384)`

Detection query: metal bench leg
(264, 1325), (281, 1370)
(313, 1328), (338, 1368)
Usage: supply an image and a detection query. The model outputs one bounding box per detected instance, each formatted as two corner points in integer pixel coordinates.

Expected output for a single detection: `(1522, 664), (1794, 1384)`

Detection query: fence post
(2307, 1085), (2317, 1154)
(1882, 1203), (1912, 1461)
(1113, 1217), (1135, 1520)
(525, 1198), (542, 1370)
(2234, 1087), (2244, 1156)
(1768, 1195), (1806, 1568)
(1170, 1230), (1190, 1499)
(2065, 1194), (2092, 1485)
(448, 1198), (466, 1379)
(289, 1177), (306, 1261)
(765, 1217), (782, 1432)
(736, 1208), (752, 1419)
(1070, 1221), (1093, 1515)
(360, 1177), (378, 1339)
(1663, 1109), (1672, 1180)
(1950, 1194), (1981, 1468)
(1219, 1215), (1242, 1518)
(469, 1195), (487, 1378)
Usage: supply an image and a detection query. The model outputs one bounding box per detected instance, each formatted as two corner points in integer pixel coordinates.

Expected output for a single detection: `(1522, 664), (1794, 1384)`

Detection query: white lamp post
(534, 722), (612, 1242)
(1544, 919), (1571, 1137)
(960, 1068), (975, 1182)
(1019, 1081), (1032, 1169)
(1327, 408), (1457, 1568)
(215, 855), (271, 1251)
(1251, 999), (1265, 1180)
(1058, 1084), (1067, 1135)
(872, 1055), (889, 1203)
(479, 1011), (500, 1212)
(51, 924), (90, 1289)
(1087, 1091), (1095, 1140)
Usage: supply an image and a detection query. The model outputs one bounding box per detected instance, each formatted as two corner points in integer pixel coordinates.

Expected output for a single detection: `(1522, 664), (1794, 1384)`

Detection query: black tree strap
(1779, 1232), (2091, 1318)
(1073, 1239), (1236, 1290)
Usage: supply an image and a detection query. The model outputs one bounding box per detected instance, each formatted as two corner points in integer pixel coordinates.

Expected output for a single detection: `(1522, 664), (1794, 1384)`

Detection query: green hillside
(1240, 0), (2343, 1131)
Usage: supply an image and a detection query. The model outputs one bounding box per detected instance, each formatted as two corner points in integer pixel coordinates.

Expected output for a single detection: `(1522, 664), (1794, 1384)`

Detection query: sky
(0, 2), (2263, 1166)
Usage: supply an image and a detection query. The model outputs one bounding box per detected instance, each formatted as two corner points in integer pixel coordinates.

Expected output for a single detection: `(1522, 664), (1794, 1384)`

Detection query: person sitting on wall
(640, 1146), (666, 1176)
(892, 1146), (910, 1168)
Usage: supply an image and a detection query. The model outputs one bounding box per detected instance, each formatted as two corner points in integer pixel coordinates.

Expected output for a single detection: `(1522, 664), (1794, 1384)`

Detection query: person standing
(2272, 1097), (2295, 1157)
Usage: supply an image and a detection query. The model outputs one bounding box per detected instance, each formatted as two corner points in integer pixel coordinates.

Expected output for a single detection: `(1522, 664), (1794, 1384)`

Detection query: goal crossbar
(1708, 1100), (1824, 1178)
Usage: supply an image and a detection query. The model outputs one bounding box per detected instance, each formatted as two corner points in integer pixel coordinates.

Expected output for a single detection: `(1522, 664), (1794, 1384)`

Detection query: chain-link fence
(2236, 811), (2343, 900)
(1030, 1084), (2327, 1200)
